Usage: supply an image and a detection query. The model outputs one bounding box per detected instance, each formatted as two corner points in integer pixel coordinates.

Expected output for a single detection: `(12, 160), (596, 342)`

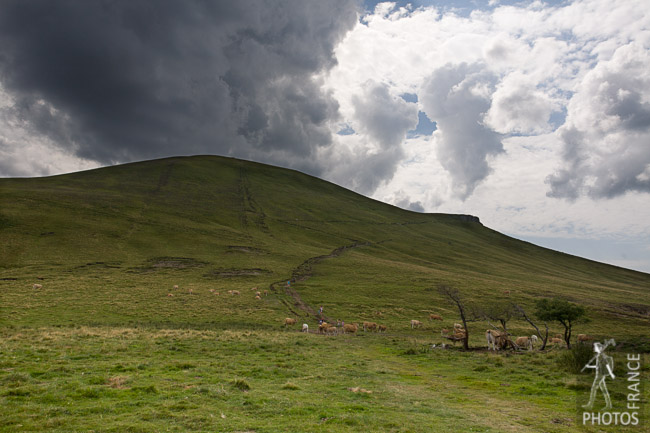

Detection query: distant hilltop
(457, 214), (481, 224)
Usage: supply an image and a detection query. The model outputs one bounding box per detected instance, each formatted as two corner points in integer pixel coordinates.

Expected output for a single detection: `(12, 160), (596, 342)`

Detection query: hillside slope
(1, 155), (648, 339)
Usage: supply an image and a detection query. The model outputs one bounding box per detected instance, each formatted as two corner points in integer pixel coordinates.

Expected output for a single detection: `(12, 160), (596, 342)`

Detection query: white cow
(486, 329), (500, 351)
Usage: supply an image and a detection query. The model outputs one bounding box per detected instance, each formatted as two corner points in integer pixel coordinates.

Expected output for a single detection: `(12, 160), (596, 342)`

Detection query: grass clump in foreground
(231, 378), (251, 391)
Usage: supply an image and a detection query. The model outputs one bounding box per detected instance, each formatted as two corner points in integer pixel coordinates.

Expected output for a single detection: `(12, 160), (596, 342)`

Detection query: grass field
(1, 155), (648, 432)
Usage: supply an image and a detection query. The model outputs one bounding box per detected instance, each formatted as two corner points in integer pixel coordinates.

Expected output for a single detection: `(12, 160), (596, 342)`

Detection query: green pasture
(1, 155), (648, 431)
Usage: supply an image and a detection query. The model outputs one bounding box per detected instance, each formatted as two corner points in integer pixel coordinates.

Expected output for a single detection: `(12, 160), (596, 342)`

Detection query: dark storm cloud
(0, 0), (358, 170)
(420, 63), (503, 200)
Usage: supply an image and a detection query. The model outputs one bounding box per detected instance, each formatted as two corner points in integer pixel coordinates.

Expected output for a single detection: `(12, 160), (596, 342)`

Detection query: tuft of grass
(130, 384), (158, 394)
(231, 378), (251, 391)
(1, 372), (31, 386)
(281, 381), (300, 390)
(106, 376), (130, 389)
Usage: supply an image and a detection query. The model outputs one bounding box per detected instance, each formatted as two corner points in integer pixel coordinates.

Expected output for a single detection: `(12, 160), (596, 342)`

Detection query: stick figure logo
(581, 338), (616, 410)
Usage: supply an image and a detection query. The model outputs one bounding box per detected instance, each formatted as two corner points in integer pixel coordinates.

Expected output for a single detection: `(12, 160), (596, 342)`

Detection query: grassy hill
(1, 155), (648, 335)
(1, 155), (648, 432)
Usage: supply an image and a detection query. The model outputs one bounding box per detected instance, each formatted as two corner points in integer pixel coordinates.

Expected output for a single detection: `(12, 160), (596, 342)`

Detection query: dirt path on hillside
(271, 242), (374, 322)
(238, 168), (270, 233)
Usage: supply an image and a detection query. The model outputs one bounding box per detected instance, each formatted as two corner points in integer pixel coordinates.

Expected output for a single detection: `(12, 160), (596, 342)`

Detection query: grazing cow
(515, 335), (538, 350)
(554, 333), (563, 339)
(255, 295), (261, 300)
(284, 318), (297, 326)
(503, 290), (511, 295)
(255, 291), (261, 297)
(326, 326), (338, 335)
(363, 321), (378, 332)
(577, 334), (593, 344)
(302, 323), (309, 333)
(318, 322), (332, 334)
(188, 288), (193, 295)
(231, 290), (240, 295)
(209, 289), (215, 293)
(33, 284), (42, 289)
(343, 323), (358, 334)
(264, 290), (268, 296)
(429, 314), (443, 321)
(549, 337), (565, 346)
(173, 285), (179, 290)
(167, 293), (174, 297)
(378, 324), (387, 333)
(453, 323), (464, 331)
(411, 320), (422, 329)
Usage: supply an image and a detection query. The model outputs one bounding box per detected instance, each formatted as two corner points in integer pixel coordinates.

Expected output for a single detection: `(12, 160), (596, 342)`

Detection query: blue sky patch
(400, 93), (418, 103)
(337, 124), (356, 135)
(408, 111), (437, 137)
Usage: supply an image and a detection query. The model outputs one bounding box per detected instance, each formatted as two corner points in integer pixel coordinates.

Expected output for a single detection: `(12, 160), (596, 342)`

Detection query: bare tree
(480, 301), (516, 334)
(437, 284), (473, 350)
(514, 303), (548, 350)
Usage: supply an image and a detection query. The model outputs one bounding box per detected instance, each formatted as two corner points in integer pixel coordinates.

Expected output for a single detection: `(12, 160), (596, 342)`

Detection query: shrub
(557, 343), (592, 374)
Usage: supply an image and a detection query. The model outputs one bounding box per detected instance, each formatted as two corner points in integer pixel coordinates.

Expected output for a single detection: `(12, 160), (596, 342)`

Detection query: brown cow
(363, 321), (378, 332)
(577, 334), (593, 344)
(515, 335), (538, 350)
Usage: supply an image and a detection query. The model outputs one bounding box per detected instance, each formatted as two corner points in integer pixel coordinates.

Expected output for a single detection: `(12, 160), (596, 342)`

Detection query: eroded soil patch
(226, 245), (267, 254)
(204, 268), (272, 279)
(129, 257), (208, 273)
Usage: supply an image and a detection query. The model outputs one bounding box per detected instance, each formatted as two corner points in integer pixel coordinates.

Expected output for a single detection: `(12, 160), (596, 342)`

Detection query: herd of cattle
(283, 313), (593, 351)
(31, 282), (593, 350)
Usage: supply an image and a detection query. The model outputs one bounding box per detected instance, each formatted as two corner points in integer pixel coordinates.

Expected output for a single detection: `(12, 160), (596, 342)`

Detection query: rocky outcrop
(457, 214), (481, 224)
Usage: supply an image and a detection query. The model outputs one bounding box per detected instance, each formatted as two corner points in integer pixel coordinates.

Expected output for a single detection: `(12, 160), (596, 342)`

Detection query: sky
(1, 0), (649, 273)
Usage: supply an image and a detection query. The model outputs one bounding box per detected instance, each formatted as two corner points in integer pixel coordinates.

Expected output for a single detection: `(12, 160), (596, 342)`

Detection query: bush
(557, 343), (593, 374)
